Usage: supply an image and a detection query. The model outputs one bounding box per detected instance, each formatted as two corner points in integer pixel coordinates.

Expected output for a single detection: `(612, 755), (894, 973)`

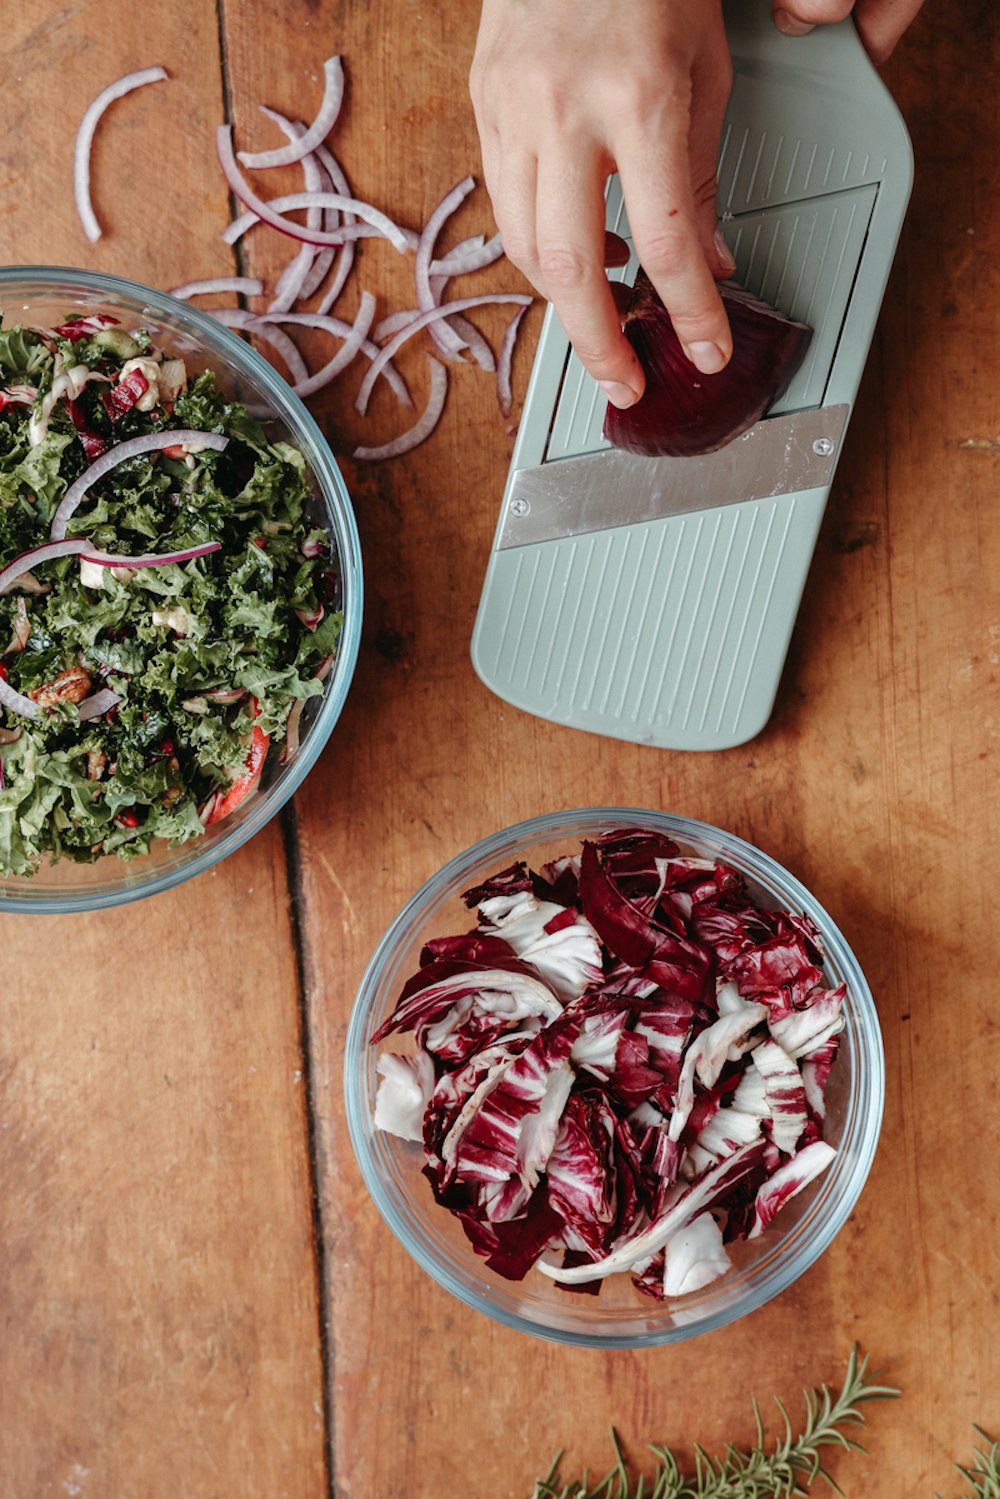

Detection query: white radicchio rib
(768, 983), (846, 1059)
(476, 890), (603, 1001)
(668, 990), (768, 1141)
(660, 1211), (732, 1297)
(373, 1053), (435, 1142)
(536, 1137), (763, 1284)
(748, 1039), (808, 1154)
(747, 1140), (837, 1238)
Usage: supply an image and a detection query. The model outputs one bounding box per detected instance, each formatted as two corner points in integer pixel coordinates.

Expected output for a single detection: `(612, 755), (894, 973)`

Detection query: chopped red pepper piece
(102, 369), (149, 422)
(204, 699), (270, 825)
(116, 810), (141, 828)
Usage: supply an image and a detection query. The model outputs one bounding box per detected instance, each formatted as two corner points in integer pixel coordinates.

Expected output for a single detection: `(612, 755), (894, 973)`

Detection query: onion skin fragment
(603, 273), (812, 460)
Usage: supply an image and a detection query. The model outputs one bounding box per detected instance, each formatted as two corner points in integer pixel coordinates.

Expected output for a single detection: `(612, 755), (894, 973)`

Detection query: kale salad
(0, 313), (341, 874)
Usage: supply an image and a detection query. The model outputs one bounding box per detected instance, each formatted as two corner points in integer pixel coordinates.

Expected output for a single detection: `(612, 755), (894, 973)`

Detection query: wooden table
(1, 4), (997, 1495)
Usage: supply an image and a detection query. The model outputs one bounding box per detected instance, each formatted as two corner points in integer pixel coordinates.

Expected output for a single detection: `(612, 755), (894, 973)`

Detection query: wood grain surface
(1, 1), (998, 1496)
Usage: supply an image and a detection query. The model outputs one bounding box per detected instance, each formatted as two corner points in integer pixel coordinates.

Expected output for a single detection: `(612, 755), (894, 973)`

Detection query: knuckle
(499, 233), (539, 275)
(784, 0), (854, 19)
(536, 245), (591, 292)
(636, 228), (697, 279)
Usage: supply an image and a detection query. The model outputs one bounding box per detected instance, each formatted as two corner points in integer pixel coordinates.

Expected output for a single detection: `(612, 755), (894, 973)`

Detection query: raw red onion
(50, 432), (229, 542)
(354, 357), (448, 462)
(0, 539), (88, 595)
(603, 275), (812, 459)
(256, 110), (329, 312)
(237, 56), (345, 170)
(497, 304), (528, 418)
(78, 688), (121, 722)
(216, 127), (410, 253)
(74, 67), (169, 243)
(355, 294), (531, 415)
(169, 277), (264, 300)
(256, 311), (411, 408)
(80, 542), (221, 569)
(222, 200), (411, 249)
(0, 675), (42, 720)
(415, 177), (476, 359)
(429, 232), (504, 279)
(254, 295), (375, 399)
(206, 308), (310, 385)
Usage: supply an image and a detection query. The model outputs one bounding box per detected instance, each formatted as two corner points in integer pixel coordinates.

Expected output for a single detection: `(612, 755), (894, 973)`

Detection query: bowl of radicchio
(345, 808), (883, 1348)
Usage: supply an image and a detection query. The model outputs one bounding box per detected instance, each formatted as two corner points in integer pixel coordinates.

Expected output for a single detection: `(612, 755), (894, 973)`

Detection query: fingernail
(774, 9), (815, 35)
(685, 341), (729, 375)
(713, 230), (736, 276)
(598, 380), (640, 409)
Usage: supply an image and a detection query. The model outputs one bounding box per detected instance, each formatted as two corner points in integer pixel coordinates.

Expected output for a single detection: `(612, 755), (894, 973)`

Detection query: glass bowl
(0, 266), (361, 913)
(345, 807), (883, 1348)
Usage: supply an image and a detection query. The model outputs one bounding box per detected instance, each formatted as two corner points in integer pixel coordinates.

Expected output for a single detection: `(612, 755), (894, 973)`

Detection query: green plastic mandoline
(471, 0), (912, 751)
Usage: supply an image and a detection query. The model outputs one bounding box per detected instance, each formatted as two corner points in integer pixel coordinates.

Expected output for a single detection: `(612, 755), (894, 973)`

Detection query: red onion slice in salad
(79, 542), (222, 569)
(74, 66), (169, 243)
(216, 127), (410, 253)
(50, 432), (229, 542)
(77, 688), (121, 723)
(0, 539), (88, 595)
(355, 294), (531, 415)
(353, 356), (448, 462)
(237, 56), (345, 170)
(168, 277), (264, 300)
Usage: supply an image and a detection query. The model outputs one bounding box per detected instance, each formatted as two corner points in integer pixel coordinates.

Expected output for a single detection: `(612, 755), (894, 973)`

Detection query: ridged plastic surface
(472, 0), (912, 751)
(473, 490), (825, 750)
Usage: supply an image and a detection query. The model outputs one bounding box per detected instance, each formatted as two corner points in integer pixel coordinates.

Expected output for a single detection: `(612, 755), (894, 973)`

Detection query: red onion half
(603, 275), (812, 460)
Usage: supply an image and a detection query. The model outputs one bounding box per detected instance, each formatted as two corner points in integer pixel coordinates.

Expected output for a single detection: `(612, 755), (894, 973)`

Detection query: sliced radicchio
(372, 828), (847, 1297)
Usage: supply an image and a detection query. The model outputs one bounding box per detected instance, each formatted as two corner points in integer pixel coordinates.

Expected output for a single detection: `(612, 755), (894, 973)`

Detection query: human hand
(773, 0), (925, 63)
(470, 0), (736, 408)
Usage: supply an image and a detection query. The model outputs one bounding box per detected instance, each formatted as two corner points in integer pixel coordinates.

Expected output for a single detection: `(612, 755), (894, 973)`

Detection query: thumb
(773, 0), (855, 36)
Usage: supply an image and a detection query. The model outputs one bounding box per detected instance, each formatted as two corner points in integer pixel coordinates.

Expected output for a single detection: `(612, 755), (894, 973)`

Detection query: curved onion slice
(169, 277), (264, 300)
(430, 232), (503, 279)
(256, 293), (376, 399)
(255, 311), (411, 408)
(217, 126), (410, 253)
(354, 356), (448, 462)
(221, 199), (404, 248)
(80, 542), (221, 569)
(355, 293), (531, 415)
(0, 673), (120, 724)
(415, 177), (476, 359)
(206, 308), (310, 385)
(497, 304), (528, 418)
(74, 67), (169, 243)
(50, 432), (228, 542)
(77, 688), (121, 722)
(0, 539), (87, 595)
(256, 110), (330, 312)
(603, 275), (812, 459)
(237, 56), (345, 170)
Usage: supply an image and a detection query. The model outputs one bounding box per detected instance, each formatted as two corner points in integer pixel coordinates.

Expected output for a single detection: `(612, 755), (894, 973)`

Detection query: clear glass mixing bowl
(0, 267), (361, 912)
(346, 807), (883, 1348)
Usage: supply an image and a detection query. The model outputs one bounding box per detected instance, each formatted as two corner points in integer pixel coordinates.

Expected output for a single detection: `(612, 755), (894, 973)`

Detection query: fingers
(772, 0), (854, 36)
(853, 0), (925, 62)
(532, 143), (645, 404)
(615, 111), (732, 375)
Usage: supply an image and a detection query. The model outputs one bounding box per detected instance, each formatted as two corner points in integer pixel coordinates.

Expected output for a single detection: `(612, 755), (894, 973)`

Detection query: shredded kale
(0, 321), (341, 873)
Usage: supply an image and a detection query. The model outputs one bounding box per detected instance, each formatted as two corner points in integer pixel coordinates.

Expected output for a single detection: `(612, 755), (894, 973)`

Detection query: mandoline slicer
(471, 0), (912, 751)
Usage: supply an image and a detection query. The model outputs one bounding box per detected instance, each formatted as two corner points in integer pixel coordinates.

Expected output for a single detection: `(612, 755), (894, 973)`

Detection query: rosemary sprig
(531, 1345), (898, 1499)
(937, 1429), (1000, 1499)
